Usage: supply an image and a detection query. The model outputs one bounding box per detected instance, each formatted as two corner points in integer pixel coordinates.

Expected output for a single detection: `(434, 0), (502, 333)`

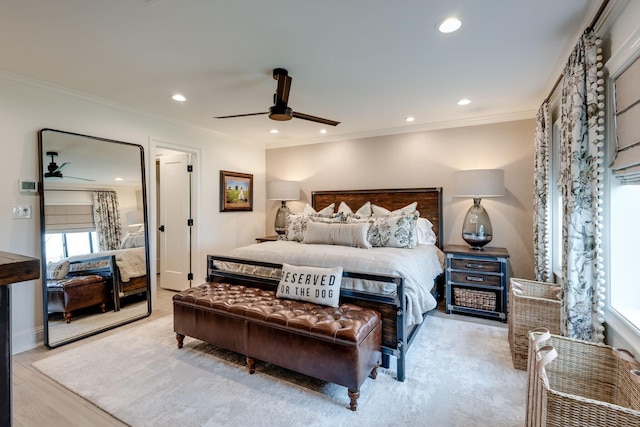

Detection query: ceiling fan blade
(55, 162), (70, 173)
(275, 74), (292, 106)
(213, 112), (268, 119)
(292, 111), (340, 126)
(65, 175), (96, 182)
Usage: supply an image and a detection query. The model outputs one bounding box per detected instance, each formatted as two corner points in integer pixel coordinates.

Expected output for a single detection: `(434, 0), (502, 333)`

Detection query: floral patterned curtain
(558, 30), (606, 342)
(533, 100), (552, 282)
(93, 191), (122, 251)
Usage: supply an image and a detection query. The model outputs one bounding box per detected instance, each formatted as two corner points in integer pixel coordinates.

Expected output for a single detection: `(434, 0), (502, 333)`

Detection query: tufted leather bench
(173, 282), (381, 411)
(47, 274), (110, 323)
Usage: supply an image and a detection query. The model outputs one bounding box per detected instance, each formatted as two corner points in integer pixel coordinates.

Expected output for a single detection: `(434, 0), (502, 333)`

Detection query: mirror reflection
(38, 129), (150, 348)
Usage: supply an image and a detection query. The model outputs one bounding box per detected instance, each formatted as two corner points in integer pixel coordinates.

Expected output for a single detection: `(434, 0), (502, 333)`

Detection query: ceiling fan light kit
(214, 68), (340, 127)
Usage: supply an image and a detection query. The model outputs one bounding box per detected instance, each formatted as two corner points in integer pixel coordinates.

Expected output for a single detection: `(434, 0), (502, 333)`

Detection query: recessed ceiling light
(171, 94), (186, 102)
(320, 129), (327, 134)
(457, 98), (471, 106)
(405, 116), (415, 122)
(270, 129), (279, 134)
(115, 177), (123, 181)
(438, 17), (462, 33)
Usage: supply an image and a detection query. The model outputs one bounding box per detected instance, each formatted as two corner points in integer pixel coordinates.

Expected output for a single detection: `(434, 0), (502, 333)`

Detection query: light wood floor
(12, 283), (177, 427)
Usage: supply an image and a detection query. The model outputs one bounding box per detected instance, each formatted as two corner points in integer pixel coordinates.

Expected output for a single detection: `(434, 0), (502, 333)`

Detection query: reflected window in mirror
(38, 128), (151, 348)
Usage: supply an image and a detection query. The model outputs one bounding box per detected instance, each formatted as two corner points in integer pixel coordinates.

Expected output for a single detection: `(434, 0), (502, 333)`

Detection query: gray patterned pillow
(284, 213), (345, 242)
(368, 212), (419, 248)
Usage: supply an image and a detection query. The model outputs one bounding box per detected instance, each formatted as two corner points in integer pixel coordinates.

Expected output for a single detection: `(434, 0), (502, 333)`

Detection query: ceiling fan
(214, 68), (340, 126)
(44, 151), (95, 182)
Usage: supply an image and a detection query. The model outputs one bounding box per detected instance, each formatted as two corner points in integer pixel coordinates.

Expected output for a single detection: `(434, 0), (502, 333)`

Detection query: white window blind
(45, 205), (95, 232)
(612, 54), (640, 183)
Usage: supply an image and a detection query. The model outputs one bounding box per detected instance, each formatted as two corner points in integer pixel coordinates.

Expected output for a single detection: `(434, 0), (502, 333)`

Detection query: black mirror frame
(38, 128), (151, 348)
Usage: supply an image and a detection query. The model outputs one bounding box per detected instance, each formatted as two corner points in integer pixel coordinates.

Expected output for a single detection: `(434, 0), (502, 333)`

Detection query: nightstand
(444, 244), (510, 321)
(255, 235), (279, 243)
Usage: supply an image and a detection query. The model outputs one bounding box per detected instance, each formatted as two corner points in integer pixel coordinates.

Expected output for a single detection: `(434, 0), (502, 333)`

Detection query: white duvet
(66, 246), (147, 282)
(220, 241), (445, 325)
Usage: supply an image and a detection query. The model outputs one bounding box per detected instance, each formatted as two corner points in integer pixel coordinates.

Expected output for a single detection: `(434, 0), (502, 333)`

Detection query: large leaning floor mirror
(38, 128), (151, 348)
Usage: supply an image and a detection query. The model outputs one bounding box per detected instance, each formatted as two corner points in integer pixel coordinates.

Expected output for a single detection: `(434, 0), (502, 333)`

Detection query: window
(551, 119), (563, 282)
(607, 52), (640, 334)
(609, 182), (640, 328)
(45, 231), (98, 263)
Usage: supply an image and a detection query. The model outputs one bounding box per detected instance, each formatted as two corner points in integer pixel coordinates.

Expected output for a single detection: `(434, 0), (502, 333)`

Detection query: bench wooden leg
(176, 334), (184, 349)
(348, 389), (359, 411)
(369, 362), (379, 379)
(247, 357), (255, 374)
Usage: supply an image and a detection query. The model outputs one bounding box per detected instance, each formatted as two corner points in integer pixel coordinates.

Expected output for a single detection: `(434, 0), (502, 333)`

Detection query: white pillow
(368, 212), (419, 248)
(277, 263), (343, 307)
(337, 201), (372, 217)
(416, 217), (437, 245)
(371, 202), (418, 217)
(303, 221), (371, 249)
(302, 203), (335, 216)
(46, 261), (69, 280)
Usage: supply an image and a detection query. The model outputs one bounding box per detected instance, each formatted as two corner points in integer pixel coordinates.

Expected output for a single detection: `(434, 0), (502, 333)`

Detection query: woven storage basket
(453, 287), (496, 311)
(526, 329), (640, 427)
(508, 278), (562, 370)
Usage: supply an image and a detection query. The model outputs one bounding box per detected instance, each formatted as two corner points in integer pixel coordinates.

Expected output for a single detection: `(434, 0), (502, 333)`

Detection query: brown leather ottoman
(174, 282), (381, 411)
(47, 274), (110, 323)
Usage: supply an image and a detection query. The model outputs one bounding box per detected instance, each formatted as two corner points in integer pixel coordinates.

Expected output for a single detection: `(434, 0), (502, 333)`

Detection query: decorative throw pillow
(277, 263), (342, 307)
(371, 202), (418, 217)
(416, 217), (437, 245)
(337, 201), (372, 217)
(120, 231), (145, 249)
(283, 213), (344, 242)
(303, 221), (371, 249)
(368, 212), (419, 248)
(302, 203), (335, 216)
(46, 260), (69, 280)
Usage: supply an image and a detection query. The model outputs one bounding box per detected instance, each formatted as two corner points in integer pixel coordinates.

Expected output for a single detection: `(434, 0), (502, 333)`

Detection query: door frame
(149, 139), (201, 307)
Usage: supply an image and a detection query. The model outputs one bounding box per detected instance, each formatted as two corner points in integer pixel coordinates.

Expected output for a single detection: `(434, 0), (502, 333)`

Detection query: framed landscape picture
(220, 170), (253, 212)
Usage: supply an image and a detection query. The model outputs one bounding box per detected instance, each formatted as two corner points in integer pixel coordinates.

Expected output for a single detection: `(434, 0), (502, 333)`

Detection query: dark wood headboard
(312, 188), (443, 248)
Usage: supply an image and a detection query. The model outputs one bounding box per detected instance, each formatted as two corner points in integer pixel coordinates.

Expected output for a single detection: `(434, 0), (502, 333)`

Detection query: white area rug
(34, 314), (527, 427)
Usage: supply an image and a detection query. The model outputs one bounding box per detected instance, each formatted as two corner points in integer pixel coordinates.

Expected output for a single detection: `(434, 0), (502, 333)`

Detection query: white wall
(0, 74), (266, 353)
(266, 118), (536, 279)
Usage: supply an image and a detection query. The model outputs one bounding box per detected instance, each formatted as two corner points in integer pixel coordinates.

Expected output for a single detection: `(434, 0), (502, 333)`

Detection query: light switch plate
(12, 205), (32, 219)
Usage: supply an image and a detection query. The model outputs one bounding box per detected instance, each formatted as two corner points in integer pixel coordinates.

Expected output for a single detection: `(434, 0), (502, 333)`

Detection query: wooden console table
(0, 251), (40, 427)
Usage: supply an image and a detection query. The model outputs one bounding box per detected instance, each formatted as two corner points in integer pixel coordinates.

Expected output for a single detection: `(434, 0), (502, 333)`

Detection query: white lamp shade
(452, 169), (505, 198)
(267, 180), (300, 201)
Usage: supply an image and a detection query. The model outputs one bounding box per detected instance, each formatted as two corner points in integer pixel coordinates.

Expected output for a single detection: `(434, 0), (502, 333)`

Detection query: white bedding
(219, 241), (445, 325)
(67, 247), (147, 282)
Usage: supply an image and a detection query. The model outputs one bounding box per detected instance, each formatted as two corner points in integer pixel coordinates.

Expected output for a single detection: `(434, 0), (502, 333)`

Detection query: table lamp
(453, 169), (504, 249)
(267, 180), (300, 234)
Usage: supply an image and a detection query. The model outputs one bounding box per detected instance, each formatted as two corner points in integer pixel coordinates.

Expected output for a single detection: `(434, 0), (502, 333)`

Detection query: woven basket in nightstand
(453, 287), (496, 311)
(526, 329), (640, 427)
(508, 278), (562, 370)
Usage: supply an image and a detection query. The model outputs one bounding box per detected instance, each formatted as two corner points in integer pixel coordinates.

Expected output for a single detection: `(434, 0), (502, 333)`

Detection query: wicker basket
(508, 278), (562, 370)
(453, 287), (496, 311)
(526, 329), (640, 427)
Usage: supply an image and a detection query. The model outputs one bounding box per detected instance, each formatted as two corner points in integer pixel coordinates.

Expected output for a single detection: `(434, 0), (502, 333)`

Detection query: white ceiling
(1, 1), (601, 147)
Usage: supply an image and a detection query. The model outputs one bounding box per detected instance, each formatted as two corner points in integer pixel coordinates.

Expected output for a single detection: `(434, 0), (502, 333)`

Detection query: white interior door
(159, 152), (192, 291)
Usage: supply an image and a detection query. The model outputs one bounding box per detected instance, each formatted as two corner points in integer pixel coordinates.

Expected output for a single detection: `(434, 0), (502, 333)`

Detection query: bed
(46, 246), (148, 314)
(209, 187), (445, 381)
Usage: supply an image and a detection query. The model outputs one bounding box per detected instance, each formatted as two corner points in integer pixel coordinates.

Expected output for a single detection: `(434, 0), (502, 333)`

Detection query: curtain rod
(543, 0), (610, 102)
